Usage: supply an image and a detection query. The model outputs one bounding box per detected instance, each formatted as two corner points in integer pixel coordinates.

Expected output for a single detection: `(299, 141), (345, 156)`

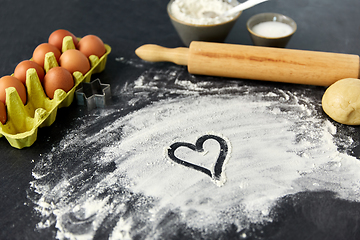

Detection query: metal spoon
(203, 0), (269, 18)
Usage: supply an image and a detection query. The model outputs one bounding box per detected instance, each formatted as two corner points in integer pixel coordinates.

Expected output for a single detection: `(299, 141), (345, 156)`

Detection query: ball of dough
(322, 78), (360, 125)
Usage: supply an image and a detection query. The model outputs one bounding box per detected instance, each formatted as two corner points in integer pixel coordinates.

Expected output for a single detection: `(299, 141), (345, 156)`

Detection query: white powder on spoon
(170, 0), (236, 25)
(28, 65), (360, 239)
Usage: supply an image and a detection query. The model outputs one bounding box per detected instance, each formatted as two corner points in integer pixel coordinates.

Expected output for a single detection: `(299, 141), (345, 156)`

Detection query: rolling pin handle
(135, 44), (189, 66)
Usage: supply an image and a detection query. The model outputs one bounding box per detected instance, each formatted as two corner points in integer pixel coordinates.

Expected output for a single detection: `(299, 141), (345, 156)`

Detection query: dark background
(0, 0), (360, 239)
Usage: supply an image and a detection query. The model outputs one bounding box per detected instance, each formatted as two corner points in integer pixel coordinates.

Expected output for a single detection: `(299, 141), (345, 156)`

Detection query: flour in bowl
(170, 0), (237, 25)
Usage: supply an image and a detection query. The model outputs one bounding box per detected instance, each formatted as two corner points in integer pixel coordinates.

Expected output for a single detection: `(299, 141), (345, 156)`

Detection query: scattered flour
(28, 64), (360, 239)
(170, 0), (237, 25)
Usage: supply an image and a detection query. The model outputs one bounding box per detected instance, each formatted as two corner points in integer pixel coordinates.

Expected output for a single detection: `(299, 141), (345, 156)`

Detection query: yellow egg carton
(0, 36), (111, 149)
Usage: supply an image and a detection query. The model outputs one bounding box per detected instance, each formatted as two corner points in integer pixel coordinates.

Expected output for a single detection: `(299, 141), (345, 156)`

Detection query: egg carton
(0, 37), (111, 149)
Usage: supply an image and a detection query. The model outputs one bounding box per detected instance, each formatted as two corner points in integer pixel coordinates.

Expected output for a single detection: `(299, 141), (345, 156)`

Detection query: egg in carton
(0, 36), (111, 149)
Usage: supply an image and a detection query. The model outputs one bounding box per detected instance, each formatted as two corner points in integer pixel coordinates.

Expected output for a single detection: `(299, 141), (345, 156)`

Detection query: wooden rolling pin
(135, 41), (360, 86)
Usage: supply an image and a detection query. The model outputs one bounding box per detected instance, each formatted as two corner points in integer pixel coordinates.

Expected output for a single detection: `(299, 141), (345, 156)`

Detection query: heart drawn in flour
(167, 134), (229, 182)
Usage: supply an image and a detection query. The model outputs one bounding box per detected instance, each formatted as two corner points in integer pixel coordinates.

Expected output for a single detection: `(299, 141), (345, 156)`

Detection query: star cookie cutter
(75, 78), (111, 110)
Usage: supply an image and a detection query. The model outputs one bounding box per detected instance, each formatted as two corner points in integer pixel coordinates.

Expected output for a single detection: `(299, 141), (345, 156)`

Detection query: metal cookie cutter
(75, 78), (111, 110)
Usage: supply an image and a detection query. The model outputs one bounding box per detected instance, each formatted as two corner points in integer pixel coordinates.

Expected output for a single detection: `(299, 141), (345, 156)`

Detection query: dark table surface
(1, 0), (360, 239)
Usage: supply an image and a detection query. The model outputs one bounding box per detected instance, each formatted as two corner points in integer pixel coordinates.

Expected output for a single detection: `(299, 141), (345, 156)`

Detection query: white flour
(29, 64), (360, 239)
(170, 0), (236, 25)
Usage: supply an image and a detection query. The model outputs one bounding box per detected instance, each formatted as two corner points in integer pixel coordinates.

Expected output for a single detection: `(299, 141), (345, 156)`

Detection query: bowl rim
(167, 0), (242, 27)
(246, 12), (297, 40)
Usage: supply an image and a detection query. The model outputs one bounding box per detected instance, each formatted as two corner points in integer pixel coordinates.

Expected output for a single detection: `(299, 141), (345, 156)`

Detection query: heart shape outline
(167, 134), (229, 181)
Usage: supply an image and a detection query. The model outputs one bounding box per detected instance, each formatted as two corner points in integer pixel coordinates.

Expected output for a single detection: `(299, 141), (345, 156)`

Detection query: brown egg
(32, 43), (61, 67)
(59, 49), (90, 75)
(13, 60), (45, 84)
(43, 67), (74, 99)
(0, 76), (27, 105)
(48, 29), (79, 51)
(0, 101), (6, 124)
(78, 35), (106, 58)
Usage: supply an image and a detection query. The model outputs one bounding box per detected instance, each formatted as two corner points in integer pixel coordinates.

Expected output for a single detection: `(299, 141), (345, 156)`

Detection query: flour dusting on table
(29, 64), (360, 239)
